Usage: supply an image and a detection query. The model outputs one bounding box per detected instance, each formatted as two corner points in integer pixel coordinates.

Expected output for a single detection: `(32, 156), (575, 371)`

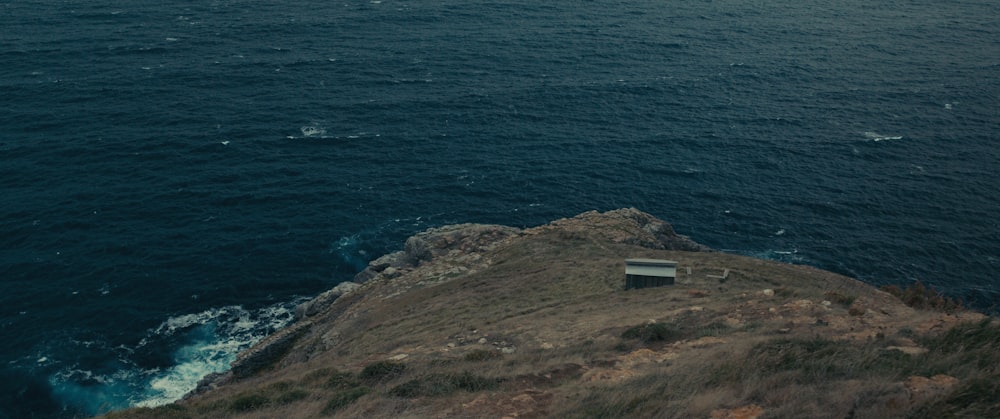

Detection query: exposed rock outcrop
(352, 223), (521, 284)
(527, 208), (712, 252)
(294, 281), (361, 319)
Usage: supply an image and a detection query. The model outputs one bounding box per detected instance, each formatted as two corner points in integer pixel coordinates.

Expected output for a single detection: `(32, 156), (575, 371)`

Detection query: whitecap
(863, 131), (903, 142)
(300, 125), (326, 137)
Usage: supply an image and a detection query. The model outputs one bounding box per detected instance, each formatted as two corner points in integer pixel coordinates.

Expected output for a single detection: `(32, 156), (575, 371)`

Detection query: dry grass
(102, 226), (998, 419)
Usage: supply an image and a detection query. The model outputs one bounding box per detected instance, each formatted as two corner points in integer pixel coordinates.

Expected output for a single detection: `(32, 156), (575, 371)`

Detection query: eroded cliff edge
(110, 209), (996, 418)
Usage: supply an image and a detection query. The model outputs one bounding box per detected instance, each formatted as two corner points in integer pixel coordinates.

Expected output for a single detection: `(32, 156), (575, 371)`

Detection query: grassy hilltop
(105, 209), (999, 418)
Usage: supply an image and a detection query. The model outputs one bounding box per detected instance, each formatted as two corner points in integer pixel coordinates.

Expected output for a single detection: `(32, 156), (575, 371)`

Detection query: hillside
(105, 209), (998, 418)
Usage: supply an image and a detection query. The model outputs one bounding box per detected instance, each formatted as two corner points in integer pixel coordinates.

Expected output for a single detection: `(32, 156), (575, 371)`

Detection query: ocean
(2, 0), (998, 416)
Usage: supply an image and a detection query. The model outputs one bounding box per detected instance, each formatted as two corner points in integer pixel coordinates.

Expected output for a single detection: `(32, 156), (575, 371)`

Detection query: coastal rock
(352, 251), (405, 283)
(183, 372), (229, 400)
(401, 223), (521, 265)
(230, 320), (311, 379)
(530, 208), (712, 252)
(294, 281), (361, 319)
(353, 224), (520, 283)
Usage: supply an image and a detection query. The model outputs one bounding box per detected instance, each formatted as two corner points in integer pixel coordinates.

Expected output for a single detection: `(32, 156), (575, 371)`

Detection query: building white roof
(625, 258), (678, 266)
(625, 259), (678, 277)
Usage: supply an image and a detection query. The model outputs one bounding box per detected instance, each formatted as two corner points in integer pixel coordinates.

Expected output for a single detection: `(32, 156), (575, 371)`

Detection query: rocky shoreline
(109, 208), (996, 419)
(190, 208), (710, 396)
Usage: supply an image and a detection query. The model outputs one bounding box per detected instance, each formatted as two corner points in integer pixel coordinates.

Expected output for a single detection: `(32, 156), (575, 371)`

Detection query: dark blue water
(2, 0), (998, 416)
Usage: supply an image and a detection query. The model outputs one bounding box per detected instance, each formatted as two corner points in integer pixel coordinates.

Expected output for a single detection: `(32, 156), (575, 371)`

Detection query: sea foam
(50, 301), (303, 414)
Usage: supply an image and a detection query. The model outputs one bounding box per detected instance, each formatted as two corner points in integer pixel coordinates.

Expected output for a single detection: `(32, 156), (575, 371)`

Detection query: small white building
(625, 259), (677, 290)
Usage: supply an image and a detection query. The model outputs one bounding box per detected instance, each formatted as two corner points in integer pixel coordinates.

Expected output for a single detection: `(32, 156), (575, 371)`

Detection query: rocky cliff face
(111, 209), (997, 419)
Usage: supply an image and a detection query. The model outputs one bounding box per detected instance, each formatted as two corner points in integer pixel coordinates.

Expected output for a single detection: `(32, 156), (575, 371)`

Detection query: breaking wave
(48, 301), (304, 415)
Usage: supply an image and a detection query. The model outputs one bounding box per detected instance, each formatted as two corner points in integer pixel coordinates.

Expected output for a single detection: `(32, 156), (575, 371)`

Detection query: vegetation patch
(103, 404), (191, 419)
(359, 360), (407, 382)
(562, 375), (671, 418)
(695, 321), (731, 338)
(514, 363), (585, 388)
(389, 371), (501, 398)
(911, 374), (1000, 417)
(576, 394), (650, 418)
(881, 281), (963, 312)
(917, 319), (1000, 373)
(322, 386), (370, 415)
(621, 322), (681, 344)
(227, 393), (270, 413)
(463, 348), (502, 362)
(923, 319), (1000, 354)
(276, 389), (309, 405)
(712, 338), (918, 386)
(325, 370), (361, 389)
(823, 291), (856, 307)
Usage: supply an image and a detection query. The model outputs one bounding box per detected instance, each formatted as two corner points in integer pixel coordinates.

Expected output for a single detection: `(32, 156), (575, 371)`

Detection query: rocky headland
(105, 209), (998, 418)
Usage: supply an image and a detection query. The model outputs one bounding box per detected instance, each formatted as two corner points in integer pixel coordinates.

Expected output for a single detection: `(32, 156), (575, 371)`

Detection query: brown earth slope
(105, 209), (998, 419)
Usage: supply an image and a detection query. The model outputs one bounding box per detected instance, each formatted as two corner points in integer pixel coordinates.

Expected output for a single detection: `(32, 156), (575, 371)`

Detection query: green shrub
(276, 389), (309, 405)
(919, 319), (1000, 371)
(389, 371), (500, 398)
(696, 321), (730, 338)
(464, 349), (502, 362)
(880, 281), (963, 312)
(359, 360), (406, 382)
(911, 374), (1000, 417)
(450, 370), (499, 392)
(322, 387), (370, 415)
(714, 338), (919, 386)
(325, 370), (360, 389)
(577, 395), (649, 419)
(774, 287), (797, 298)
(922, 319), (1000, 354)
(388, 378), (425, 398)
(621, 322), (679, 343)
(267, 380), (294, 392)
(898, 327), (916, 338)
(823, 291), (856, 307)
(303, 367), (333, 383)
(228, 394), (270, 412)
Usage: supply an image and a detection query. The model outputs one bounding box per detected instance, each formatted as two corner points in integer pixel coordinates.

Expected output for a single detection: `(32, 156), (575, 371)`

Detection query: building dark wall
(625, 274), (674, 290)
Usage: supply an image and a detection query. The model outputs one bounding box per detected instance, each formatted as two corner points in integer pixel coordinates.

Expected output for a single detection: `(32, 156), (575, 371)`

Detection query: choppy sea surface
(2, 0), (998, 416)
